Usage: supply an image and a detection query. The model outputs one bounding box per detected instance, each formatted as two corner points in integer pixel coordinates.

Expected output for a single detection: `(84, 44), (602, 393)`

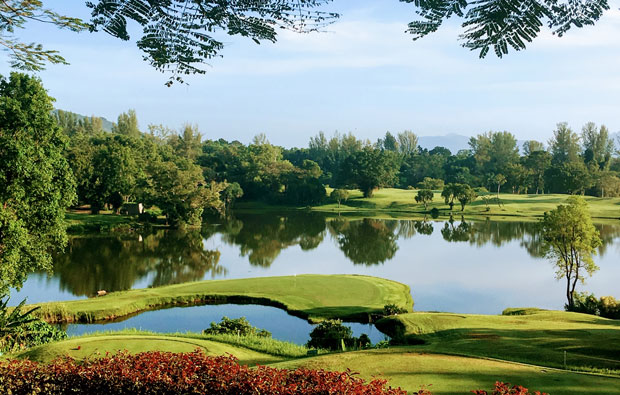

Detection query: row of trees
(286, 127), (620, 198)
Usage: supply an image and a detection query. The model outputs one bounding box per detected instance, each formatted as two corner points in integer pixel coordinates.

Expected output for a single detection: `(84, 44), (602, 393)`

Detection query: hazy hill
(53, 109), (115, 132)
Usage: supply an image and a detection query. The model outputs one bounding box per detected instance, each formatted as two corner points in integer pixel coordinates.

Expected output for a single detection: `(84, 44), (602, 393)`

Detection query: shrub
(307, 319), (354, 351)
(0, 320), (67, 354)
(0, 351), (408, 394)
(472, 381), (548, 395)
(383, 304), (408, 316)
(566, 292), (620, 319)
(203, 316), (271, 337)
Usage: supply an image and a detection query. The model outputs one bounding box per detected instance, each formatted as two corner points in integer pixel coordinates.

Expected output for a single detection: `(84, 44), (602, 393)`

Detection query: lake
(14, 212), (620, 338)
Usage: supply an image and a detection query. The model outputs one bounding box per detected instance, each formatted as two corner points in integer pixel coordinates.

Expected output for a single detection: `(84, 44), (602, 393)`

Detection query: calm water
(15, 212), (620, 316)
(62, 304), (386, 345)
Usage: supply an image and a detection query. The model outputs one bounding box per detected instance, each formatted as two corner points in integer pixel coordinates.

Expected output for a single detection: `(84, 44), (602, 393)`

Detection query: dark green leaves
(88, 0), (339, 85)
(403, 0), (611, 57)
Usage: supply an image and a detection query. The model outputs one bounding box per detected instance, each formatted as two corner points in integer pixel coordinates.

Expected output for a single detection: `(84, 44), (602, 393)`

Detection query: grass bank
(275, 347), (620, 395)
(237, 188), (620, 221)
(375, 308), (620, 374)
(29, 275), (413, 324)
(11, 331), (285, 366)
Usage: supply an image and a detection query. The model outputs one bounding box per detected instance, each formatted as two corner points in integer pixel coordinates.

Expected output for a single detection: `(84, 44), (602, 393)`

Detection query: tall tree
(581, 122), (614, 170)
(541, 196), (601, 309)
(549, 122), (581, 164)
(0, 73), (76, 292)
(397, 130), (418, 155)
(112, 109), (140, 137)
(522, 140), (544, 156)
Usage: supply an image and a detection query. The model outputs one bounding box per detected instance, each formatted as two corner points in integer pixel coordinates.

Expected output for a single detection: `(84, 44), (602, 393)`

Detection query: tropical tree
(493, 174), (507, 199)
(0, 73), (76, 293)
(541, 196), (602, 309)
(415, 189), (434, 210)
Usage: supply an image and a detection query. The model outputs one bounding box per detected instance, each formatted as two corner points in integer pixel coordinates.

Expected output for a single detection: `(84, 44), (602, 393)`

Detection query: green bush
(203, 316), (271, 337)
(1, 320), (66, 354)
(307, 320), (354, 351)
(383, 304), (408, 316)
(567, 292), (620, 319)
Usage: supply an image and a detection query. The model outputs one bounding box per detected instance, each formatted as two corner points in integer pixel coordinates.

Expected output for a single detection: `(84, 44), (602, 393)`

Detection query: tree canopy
(2, 1), (614, 83)
(0, 72), (76, 293)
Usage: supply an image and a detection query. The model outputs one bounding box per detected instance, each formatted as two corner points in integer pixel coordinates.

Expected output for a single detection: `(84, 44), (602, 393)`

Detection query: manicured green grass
(30, 275), (413, 324)
(237, 188), (620, 220)
(275, 347), (620, 395)
(12, 332), (283, 366)
(376, 309), (620, 374)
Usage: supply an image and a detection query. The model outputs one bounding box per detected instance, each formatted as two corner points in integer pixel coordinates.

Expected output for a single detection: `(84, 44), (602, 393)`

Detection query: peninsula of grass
(238, 188), (620, 221)
(375, 308), (620, 375)
(30, 274), (413, 324)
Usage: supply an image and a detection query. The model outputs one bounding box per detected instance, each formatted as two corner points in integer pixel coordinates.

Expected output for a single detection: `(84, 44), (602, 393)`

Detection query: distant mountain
(53, 109), (115, 132)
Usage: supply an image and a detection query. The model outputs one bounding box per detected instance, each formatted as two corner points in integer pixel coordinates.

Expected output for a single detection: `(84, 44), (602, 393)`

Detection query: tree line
(58, 108), (620, 226)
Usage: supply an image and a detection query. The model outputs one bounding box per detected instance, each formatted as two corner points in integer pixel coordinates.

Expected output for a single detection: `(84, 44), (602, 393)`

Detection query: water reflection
(15, 212), (620, 312)
(52, 229), (222, 296)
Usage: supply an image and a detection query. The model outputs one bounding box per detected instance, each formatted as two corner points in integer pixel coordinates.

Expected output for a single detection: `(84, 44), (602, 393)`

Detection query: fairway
(30, 274), (413, 324)
(376, 309), (620, 373)
(275, 347), (620, 395)
(301, 188), (620, 220)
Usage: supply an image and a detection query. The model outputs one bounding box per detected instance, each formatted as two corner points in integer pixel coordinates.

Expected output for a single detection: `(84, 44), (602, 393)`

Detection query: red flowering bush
(472, 381), (549, 395)
(0, 351), (547, 395)
(0, 350), (406, 394)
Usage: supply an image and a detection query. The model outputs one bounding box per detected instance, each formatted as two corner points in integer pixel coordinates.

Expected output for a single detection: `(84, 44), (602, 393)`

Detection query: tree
(493, 174), (507, 199)
(397, 130), (418, 155)
(145, 158), (225, 227)
(549, 122), (581, 164)
(221, 182), (243, 211)
(340, 147), (399, 198)
(415, 189), (434, 210)
(581, 122), (614, 170)
(455, 184), (477, 211)
(330, 189), (349, 208)
(0, 73), (76, 293)
(522, 140), (545, 156)
(441, 183), (460, 211)
(541, 196), (601, 309)
(112, 109), (140, 137)
(417, 177), (444, 190)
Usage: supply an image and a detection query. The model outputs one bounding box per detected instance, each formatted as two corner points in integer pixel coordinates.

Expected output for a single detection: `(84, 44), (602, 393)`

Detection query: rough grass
(376, 309), (620, 374)
(274, 347), (620, 395)
(237, 188), (620, 221)
(29, 275), (413, 324)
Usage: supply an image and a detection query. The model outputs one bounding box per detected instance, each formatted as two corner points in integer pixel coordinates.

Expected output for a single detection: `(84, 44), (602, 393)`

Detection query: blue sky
(3, 1), (620, 148)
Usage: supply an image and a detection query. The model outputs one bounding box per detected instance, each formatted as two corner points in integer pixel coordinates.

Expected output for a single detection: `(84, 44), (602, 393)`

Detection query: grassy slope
(30, 274), (413, 324)
(376, 309), (620, 373)
(237, 188), (620, 220)
(12, 333), (620, 394)
(13, 333), (283, 366)
(275, 347), (620, 395)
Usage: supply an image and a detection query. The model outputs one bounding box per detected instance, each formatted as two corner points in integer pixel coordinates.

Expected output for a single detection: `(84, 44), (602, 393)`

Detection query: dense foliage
(568, 292), (620, 319)
(203, 316), (271, 338)
(0, 73), (76, 292)
(0, 351), (407, 394)
(306, 320), (371, 351)
(0, 319), (66, 354)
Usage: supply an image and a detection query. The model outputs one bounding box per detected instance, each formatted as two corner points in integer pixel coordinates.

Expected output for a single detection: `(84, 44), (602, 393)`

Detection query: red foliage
(472, 381), (549, 395)
(0, 351), (548, 395)
(0, 350), (407, 394)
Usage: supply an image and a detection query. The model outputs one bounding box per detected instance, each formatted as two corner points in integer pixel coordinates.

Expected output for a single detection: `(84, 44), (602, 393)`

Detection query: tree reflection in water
(52, 229), (223, 296)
